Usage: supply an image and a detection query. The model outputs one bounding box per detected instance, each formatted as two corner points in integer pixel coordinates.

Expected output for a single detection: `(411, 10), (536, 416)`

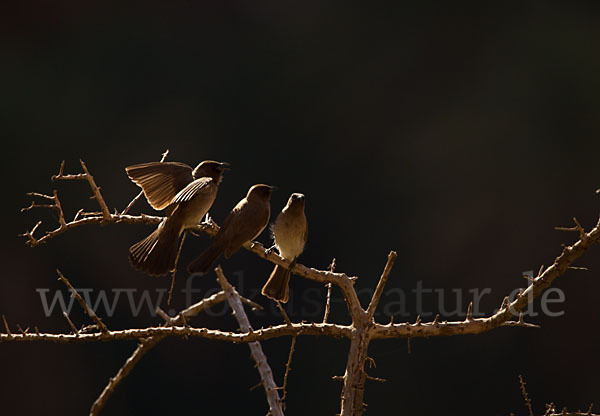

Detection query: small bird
(261, 193), (307, 303)
(126, 160), (229, 276)
(187, 184), (275, 275)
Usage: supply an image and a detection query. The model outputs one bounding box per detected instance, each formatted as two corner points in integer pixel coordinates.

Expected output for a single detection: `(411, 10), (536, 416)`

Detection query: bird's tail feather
(187, 243), (224, 275)
(129, 220), (181, 276)
(261, 264), (291, 303)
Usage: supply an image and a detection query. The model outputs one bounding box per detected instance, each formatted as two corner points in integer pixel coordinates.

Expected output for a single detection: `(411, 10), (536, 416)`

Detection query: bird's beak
(269, 185), (278, 191)
(219, 162), (231, 171)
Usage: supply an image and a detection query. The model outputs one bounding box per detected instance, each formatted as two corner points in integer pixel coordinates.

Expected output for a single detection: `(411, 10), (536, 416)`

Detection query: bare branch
(216, 266), (284, 416)
(52, 160), (111, 220)
(281, 335), (297, 403)
(366, 251), (398, 321)
(323, 258), (336, 323)
(90, 337), (162, 416)
(62, 312), (79, 335)
(546, 413), (600, 416)
(168, 231), (187, 305)
(519, 375), (534, 416)
(0, 322), (351, 344)
(276, 301), (292, 326)
(90, 289), (256, 415)
(56, 270), (108, 333)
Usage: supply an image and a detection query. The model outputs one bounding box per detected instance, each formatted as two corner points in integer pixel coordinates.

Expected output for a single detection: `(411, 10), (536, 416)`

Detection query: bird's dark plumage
(126, 160), (229, 276)
(188, 184), (274, 275)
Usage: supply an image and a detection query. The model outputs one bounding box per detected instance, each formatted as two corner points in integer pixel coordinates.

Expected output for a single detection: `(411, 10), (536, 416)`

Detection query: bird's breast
(273, 215), (307, 259)
(176, 187), (218, 229)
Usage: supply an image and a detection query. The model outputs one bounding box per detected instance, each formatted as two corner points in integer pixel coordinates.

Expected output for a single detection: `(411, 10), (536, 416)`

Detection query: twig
(2, 315), (11, 336)
(366, 251), (398, 321)
(90, 289), (242, 416)
(519, 375), (534, 416)
(365, 374), (386, 383)
(215, 266), (284, 416)
(56, 269), (108, 333)
(323, 283), (333, 323)
(52, 160), (111, 220)
(281, 335), (297, 403)
(155, 307), (171, 322)
(90, 337), (163, 416)
(121, 149), (169, 215)
(547, 413), (600, 416)
(323, 258), (336, 323)
(168, 231), (187, 305)
(276, 301), (292, 326)
(62, 312), (79, 335)
(16, 324), (28, 334)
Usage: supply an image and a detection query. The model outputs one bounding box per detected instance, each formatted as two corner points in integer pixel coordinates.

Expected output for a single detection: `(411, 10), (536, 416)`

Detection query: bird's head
(193, 161), (230, 182)
(247, 184), (276, 201)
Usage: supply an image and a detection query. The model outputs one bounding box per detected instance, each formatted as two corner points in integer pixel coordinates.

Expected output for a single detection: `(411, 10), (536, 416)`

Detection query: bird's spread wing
(171, 177), (214, 204)
(125, 162), (194, 210)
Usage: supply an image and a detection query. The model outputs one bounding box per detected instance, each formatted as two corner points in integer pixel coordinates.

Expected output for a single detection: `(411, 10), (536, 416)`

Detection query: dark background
(2, 2), (599, 415)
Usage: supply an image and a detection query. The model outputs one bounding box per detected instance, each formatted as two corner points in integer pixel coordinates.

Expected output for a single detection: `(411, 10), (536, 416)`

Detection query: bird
(261, 193), (307, 303)
(125, 160), (229, 276)
(187, 184), (275, 275)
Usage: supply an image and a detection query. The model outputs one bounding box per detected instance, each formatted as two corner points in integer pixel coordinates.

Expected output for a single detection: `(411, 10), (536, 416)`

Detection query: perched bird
(126, 160), (229, 276)
(261, 193), (307, 303)
(187, 184), (275, 275)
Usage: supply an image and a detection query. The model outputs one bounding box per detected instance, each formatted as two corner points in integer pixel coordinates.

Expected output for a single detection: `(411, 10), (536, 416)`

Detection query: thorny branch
(517, 375), (599, 416)
(216, 266), (284, 416)
(90, 289), (261, 416)
(56, 269), (108, 333)
(12, 160), (600, 416)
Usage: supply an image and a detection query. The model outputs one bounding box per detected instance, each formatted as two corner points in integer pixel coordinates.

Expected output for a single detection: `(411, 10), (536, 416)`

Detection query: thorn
(249, 381), (262, 391)
(537, 264), (545, 277)
(433, 314), (439, 324)
(389, 315), (394, 325)
(518, 312), (524, 325)
(414, 315), (421, 325)
(54, 160), (65, 179)
(328, 258), (337, 272)
(2, 314), (11, 336)
(568, 266), (589, 271)
(573, 217), (587, 240)
(73, 208), (84, 221)
(466, 301), (473, 321)
(366, 374), (386, 383)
